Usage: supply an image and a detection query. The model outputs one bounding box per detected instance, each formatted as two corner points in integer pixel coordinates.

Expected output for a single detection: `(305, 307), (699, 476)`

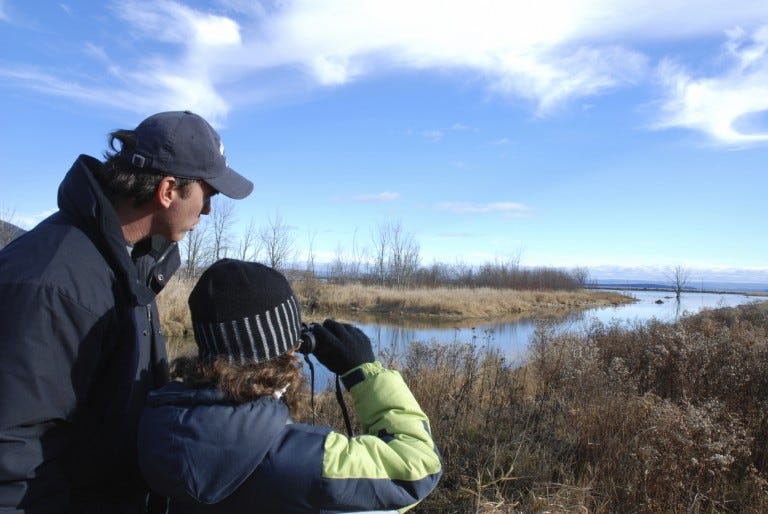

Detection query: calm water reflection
(170, 290), (766, 389)
(349, 289), (767, 363)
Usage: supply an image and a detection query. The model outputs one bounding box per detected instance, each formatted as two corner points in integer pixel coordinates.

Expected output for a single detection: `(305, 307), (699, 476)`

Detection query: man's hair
(96, 129), (197, 208)
(170, 353), (306, 419)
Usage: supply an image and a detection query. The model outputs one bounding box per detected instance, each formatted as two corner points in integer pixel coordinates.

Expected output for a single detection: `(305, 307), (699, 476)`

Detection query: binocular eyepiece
(298, 322), (319, 355)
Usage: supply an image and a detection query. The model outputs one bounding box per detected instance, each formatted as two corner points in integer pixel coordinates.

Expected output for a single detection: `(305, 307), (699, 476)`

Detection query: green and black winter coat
(138, 361), (443, 513)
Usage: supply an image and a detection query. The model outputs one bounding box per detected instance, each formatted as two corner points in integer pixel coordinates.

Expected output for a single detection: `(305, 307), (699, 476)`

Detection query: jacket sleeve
(198, 362), (442, 513)
(320, 361), (442, 511)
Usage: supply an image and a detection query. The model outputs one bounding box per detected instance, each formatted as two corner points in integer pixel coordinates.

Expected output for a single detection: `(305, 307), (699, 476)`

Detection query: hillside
(0, 219), (25, 248)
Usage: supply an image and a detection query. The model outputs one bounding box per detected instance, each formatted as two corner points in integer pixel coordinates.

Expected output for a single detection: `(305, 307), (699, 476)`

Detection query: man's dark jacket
(0, 155), (179, 513)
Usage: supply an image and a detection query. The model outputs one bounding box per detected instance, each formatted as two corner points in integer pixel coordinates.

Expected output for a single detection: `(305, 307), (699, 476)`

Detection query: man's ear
(156, 177), (177, 208)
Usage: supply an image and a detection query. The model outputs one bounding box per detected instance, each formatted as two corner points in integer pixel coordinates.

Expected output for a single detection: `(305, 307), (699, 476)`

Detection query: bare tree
(236, 218), (261, 262)
(370, 220), (421, 288)
(668, 265), (691, 300)
(571, 266), (591, 288)
(452, 260), (474, 287)
(329, 242), (347, 284)
(387, 221), (420, 288)
(371, 222), (390, 286)
(210, 196), (236, 260)
(304, 229), (318, 278)
(507, 245), (524, 270)
(347, 228), (366, 282)
(259, 212), (294, 271)
(181, 218), (210, 277)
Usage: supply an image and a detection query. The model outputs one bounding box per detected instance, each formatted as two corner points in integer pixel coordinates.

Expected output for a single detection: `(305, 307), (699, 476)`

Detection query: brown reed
(307, 300), (768, 513)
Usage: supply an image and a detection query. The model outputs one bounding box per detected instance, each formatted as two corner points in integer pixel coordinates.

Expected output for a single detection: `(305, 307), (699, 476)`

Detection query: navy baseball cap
(123, 111), (253, 199)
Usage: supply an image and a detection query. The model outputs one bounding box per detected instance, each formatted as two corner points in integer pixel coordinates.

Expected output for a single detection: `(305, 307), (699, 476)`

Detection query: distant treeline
(173, 206), (591, 291)
(317, 260), (590, 291)
(2, 203), (590, 292)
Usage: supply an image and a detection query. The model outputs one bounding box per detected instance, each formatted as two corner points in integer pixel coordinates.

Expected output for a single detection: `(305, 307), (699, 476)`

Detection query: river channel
(303, 289), (768, 387)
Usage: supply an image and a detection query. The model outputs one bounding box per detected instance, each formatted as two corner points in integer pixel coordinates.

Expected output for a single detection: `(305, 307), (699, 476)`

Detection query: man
(0, 111), (253, 513)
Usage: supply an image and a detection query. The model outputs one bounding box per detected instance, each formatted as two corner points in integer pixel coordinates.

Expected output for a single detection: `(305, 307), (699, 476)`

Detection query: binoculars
(298, 323), (319, 355)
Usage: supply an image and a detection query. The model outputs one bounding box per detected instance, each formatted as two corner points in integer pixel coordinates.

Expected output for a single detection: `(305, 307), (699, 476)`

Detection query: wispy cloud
(451, 122), (476, 131)
(5, 0), (768, 145)
(0, 0), (8, 22)
(113, 0), (240, 46)
(422, 130), (443, 143)
(352, 192), (400, 202)
(436, 201), (530, 217)
(2, 0), (241, 122)
(254, 0), (655, 116)
(405, 128), (444, 142)
(654, 25), (768, 145)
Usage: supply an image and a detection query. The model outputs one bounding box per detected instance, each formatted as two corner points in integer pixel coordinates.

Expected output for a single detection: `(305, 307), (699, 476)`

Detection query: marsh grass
(158, 275), (767, 512)
(156, 276), (632, 338)
(306, 301), (768, 513)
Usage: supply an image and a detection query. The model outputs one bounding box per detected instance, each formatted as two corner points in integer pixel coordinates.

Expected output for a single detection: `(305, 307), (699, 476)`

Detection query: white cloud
(422, 130), (443, 143)
(0, 1), (241, 122)
(451, 122), (475, 131)
(352, 192), (400, 202)
(105, 0), (241, 121)
(252, 0), (654, 115)
(436, 201), (529, 217)
(5, 0), (768, 142)
(654, 25), (768, 145)
(112, 0), (240, 46)
(0, 65), (228, 124)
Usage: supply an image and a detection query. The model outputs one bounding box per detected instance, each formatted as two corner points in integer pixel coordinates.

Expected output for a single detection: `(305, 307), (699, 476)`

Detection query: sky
(1, 0), (767, 284)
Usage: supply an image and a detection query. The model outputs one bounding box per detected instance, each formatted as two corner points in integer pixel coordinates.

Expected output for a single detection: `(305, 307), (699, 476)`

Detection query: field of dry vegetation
(158, 274), (768, 512)
(156, 276), (633, 338)
(303, 300), (768, 513)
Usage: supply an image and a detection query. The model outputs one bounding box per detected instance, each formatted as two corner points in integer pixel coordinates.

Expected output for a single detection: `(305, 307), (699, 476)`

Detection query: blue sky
(1, 0), (767, 283)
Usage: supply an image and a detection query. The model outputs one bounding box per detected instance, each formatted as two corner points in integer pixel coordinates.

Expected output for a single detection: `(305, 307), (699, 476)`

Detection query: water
(302, 290), (768, 387)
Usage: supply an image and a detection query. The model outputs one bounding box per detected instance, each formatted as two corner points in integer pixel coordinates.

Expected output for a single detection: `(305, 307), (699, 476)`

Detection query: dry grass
(304, 300), (768, 513)
(160, 270), (768, 512)
(296, 282), (630, 318)
(156, 276), (633, 338)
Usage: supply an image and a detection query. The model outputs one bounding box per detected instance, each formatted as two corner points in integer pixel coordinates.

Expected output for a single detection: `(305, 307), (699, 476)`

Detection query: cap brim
(205, 167), (254, 200)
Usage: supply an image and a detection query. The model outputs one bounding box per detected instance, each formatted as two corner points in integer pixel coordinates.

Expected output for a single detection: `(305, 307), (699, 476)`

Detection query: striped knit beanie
(188, 259), (302, 365)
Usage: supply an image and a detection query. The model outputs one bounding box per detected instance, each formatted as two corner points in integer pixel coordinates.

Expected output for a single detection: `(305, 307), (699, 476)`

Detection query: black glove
(311, 319), (375, 375)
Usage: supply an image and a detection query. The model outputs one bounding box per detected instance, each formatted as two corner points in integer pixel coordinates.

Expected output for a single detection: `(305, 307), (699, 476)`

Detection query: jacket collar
(57, 155), (178, 306)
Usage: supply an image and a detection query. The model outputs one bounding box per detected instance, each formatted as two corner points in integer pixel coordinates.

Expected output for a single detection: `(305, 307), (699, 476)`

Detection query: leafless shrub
(161, 281), (768, 513)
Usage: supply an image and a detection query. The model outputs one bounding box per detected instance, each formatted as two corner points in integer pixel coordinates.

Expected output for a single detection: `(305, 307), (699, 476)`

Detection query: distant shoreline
(591, 285), (768, 296)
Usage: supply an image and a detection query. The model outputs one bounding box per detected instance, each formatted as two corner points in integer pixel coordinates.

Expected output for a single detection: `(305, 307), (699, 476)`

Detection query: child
(137, 258), (442, 513)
